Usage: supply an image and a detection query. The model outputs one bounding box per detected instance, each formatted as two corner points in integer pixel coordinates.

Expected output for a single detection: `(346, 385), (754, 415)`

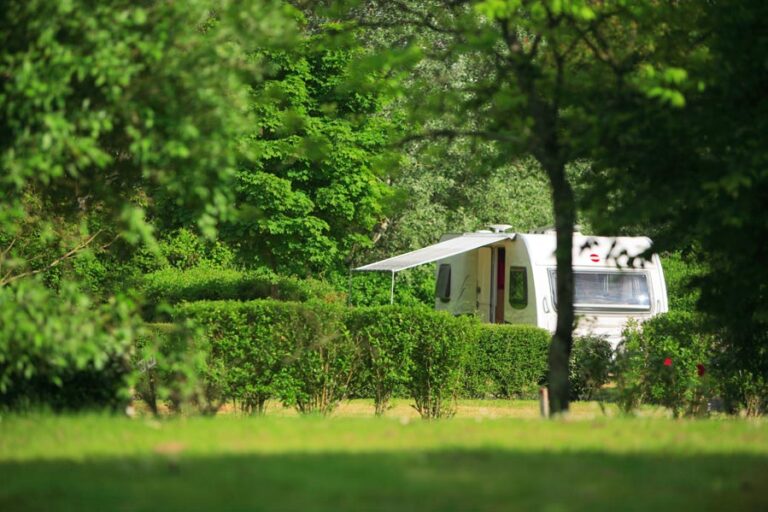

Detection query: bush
(0, 279), (138, 411)
(134, 321), (223, 415)
(158, 228), (236, 270)
(614, 312), (713, 417)
(405, 309), (477, 419)
(613, 320), (646, 414)
(176, 300), (358, 415)
(466, 324), (550, 399)
(711, 346), (768, 416)
(281, 304), (359, 415)
(569, 335), (613, 401)
(142, 267), (340, 309)
(346, 306), (419, 415)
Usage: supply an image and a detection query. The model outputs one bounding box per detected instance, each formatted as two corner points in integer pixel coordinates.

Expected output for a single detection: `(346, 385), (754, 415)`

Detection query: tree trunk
(546, 162), (576, 415)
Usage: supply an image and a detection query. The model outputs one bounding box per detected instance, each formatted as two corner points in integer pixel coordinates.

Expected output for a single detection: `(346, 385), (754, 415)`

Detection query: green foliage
(569, 336), (613, 401)
(176, 300), (358, 416)
(466, 324), (550, 400)
(225, 36), (397, 274)
(579, 1), (768, 400)
(0, 0), (295, 250)
(141, 267), (339, 308)
(614, 313), (713, 417)
(172, 301), (557, 419)
(158, 228), (236, 271)
(344, 267), (434, 307)
(405, 310), (477, 419)
(613, 321), (647, 415)
(173, 302), (296, 414)
(661, 252), (706, 313)
(711, 345), (768, 417)
(0, 279), (138, 411)
(280, 304), (359, 415)
(346, 306), (418, 415)
(133, 321), (223, 415)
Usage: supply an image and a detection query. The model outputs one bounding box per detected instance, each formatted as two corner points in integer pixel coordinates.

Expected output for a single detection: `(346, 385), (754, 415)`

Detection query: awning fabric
(354, 233), (514, 273)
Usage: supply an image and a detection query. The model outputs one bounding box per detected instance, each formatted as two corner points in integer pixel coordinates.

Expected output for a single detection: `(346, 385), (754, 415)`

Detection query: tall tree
(340, 0), (689, 413)
(0, 0), (296, 285)
(581, 0), (768, 395)
(222, 37), (397, 275)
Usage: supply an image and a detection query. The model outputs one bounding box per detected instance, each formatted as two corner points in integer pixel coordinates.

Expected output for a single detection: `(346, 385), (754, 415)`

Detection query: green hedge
(142, 267), (340, 306)
(466, 324), (550, 399)
(173, 300), (358, 415)
(348, 305), (480, 418)
(156, 301), (552, 418)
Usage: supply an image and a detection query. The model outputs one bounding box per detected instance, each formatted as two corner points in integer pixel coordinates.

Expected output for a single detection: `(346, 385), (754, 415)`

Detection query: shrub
(642, 312), (713, 417)
(134, 321), (222, 415)
(466, 324), (550, 399)
(142, 267), (340, 310)
(613, 320), (646, 414)
(176, 300), (358, 415)
(614, 312), (713, 417)
(159, 228), (236, 270)
(569, 335), (613, 401)
(346, 306), (418, 415)
(711, 345), (768, 416)
(405, 309), (477, 419)
(0, 279), (138, 411)
(282, 304), (359, 415)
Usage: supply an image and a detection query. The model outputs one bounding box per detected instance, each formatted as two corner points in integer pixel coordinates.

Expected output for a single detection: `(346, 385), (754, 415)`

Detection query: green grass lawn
(1, 401), (767, 512)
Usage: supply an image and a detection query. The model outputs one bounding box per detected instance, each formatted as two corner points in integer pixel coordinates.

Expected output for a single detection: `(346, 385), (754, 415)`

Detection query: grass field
(2, 400), (767, 512)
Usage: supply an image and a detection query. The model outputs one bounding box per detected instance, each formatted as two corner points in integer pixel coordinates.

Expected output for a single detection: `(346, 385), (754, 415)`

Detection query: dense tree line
(0, 0), (765, 414)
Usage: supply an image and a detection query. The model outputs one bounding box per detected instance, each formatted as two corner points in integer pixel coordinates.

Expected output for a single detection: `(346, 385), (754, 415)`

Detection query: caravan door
(477, 247), (492, 322)
(477, 246), (506, 323)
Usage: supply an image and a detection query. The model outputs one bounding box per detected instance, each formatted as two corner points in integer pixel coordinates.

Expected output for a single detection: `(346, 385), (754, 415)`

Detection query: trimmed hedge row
(171, 301), (355, 415)
(141, 267), (340, 305)
(347, 306), (477, 418)
(136, 301), (552, 418)
(465, 324), (551, 400)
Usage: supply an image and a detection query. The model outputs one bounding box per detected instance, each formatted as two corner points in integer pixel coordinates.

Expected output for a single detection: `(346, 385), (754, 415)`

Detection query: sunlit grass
(1, 401), (766, 511)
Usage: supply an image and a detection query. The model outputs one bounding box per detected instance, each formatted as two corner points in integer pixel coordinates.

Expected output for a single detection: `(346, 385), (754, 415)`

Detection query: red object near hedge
(663, 357), (673, 367)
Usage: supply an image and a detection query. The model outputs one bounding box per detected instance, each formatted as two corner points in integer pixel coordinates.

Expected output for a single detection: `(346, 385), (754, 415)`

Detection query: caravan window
(508, 267), (528, 309)
(549, 270), (651, 311)
(436, 264), (451, 302)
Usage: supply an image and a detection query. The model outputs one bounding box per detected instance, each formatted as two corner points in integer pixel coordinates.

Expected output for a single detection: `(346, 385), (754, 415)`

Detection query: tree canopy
(1, 0), (766, 416)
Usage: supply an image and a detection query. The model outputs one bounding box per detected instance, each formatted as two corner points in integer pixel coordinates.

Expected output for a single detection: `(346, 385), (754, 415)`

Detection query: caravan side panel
(434, 252), (477, 316)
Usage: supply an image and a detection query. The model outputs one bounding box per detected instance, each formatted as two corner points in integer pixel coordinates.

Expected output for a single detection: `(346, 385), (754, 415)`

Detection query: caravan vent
(488, 224), (513, 233)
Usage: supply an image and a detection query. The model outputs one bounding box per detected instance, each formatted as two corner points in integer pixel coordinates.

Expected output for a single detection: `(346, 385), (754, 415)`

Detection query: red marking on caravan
(589, 253), (600, 263)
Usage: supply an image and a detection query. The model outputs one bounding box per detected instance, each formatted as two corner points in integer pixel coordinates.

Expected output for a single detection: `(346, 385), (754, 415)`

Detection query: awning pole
(390, 270), (395, 305)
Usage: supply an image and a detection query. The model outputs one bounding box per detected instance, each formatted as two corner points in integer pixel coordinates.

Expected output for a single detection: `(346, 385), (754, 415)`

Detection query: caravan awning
(354, 233), (514, 273)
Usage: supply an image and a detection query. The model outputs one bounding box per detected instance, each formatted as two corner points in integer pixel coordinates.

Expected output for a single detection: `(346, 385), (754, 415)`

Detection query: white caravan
(355, 225), (668, 346)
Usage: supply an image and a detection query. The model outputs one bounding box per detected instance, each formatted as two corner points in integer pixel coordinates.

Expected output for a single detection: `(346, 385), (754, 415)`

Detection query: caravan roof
(519, 234), (654, 268)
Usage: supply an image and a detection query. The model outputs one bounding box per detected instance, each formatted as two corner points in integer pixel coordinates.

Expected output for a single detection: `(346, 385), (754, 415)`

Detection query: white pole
(390, 270), (395, 305)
